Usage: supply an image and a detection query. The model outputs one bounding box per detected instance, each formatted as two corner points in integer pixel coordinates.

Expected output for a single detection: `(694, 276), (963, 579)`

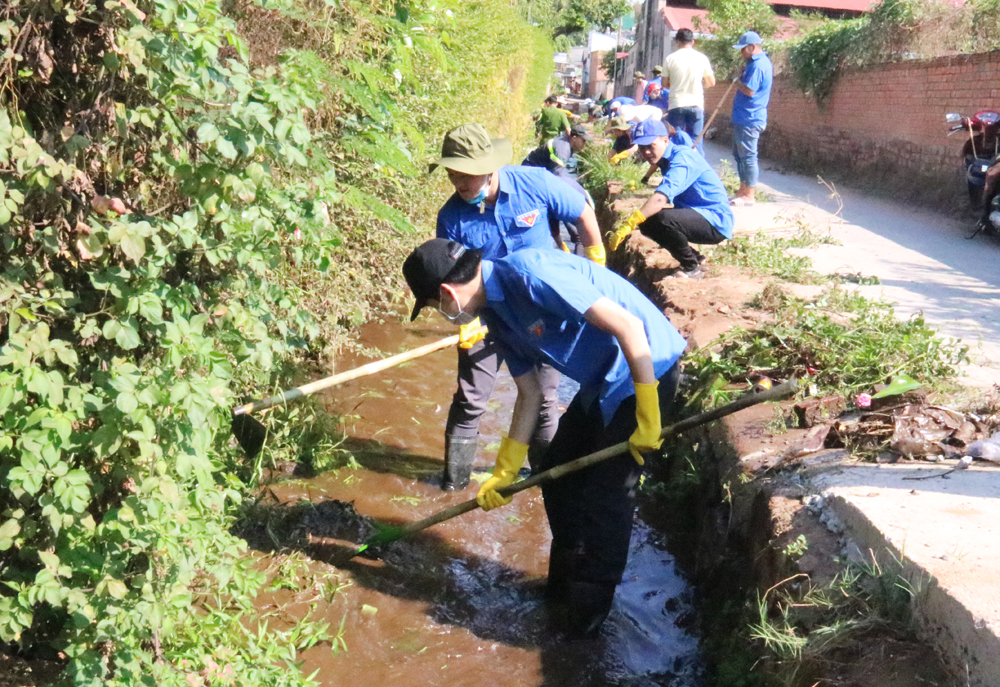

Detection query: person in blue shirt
(609, 119), (734, 278)
(431, 124), (606, 492)
(730, 31), (773, 207)
(644, 80), (670, 113)
(604, 96), (635, 117)
(402, 239), (686, 638)
(521, 124), (592, 188)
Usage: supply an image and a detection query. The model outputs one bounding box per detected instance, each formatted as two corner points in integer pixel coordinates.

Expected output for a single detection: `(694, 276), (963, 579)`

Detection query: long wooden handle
(370, 378), (799, 546)
(694, 79), (738, 149)
(232, 328), (485, 416)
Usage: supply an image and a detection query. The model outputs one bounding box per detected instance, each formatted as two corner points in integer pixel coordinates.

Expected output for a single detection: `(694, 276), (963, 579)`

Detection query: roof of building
(660, 6), (709, 33)
(769, 0), (873, 11)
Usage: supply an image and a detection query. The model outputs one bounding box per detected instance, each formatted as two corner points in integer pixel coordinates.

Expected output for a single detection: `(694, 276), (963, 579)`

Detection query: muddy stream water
(258, 314), (704, 687)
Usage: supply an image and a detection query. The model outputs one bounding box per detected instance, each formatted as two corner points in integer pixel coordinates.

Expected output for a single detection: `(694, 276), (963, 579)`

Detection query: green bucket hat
(428, 123), (513, 175)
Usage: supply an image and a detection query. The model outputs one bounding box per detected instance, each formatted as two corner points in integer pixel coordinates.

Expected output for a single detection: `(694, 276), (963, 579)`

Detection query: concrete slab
(703, 141), (1000, 388)
(806, 463), (1000, 685)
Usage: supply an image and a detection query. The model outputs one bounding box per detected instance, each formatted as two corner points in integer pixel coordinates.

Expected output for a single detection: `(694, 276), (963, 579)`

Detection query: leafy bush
(0, 0), (551, 684)
(684, 286), (969, 404)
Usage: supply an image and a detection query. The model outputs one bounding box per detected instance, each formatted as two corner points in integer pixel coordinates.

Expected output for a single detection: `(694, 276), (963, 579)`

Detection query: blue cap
(631, 118), (669, 145)
(733, 31), (762, 49)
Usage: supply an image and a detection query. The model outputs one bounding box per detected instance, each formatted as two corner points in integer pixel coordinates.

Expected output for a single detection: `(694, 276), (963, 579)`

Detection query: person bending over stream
(402, 239), (685, 638)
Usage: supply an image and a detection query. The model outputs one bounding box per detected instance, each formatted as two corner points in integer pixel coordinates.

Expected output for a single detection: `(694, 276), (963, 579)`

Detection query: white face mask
(437, 288), (476, 326)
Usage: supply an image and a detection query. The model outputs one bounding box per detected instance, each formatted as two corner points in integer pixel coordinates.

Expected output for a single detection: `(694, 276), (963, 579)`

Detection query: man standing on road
(632, 70), (648, 104)
(730, 31), (773, 207)
(663, 28), (716, 155)
(403, 240), (686, 638)
(536, 95), (572, 141)
(608, 119), (732, 278)
(431, 124), (607, 492)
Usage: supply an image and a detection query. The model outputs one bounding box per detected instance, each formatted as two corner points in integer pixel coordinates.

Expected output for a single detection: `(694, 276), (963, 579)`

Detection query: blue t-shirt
(480, 250), (687, 424)
(732, 53), (773, 128)
(436, 166), (586, 260)
(655, 145), (734, 238)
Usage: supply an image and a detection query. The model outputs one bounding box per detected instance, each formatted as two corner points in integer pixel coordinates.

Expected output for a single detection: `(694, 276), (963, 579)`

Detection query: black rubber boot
(545, 544), (576, 602)
(562, 581), (617, 639)
(441, 435), (477, 491)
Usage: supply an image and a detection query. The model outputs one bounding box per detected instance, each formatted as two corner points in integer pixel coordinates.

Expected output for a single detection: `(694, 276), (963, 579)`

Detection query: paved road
(703, 141), (1000, 388)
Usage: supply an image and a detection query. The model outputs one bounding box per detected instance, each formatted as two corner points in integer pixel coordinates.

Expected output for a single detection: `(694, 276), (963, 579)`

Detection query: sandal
(730, 197), (755, 207)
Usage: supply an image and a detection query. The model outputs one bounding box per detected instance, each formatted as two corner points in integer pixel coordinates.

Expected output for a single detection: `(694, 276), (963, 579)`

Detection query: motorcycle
(946, 110), (1000, 237)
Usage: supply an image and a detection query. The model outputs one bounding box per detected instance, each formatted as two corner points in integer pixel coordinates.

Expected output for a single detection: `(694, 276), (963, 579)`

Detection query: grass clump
(686, 286), (969, 402)
(708, 229), (836, 283)
(751, 554), (924, 684)
(577, 144), (649, 198)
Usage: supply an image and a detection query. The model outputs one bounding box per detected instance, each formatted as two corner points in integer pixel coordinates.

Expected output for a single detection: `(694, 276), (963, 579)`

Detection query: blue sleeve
(436, 207), (451, 239)
(743, 61), (763, 93)
(656, 156), (701, 203)
(539, 171), (587, 223)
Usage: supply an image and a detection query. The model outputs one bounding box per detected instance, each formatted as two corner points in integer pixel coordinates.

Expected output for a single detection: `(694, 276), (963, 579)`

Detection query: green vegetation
(685, 285), (969, 405)
(780, 0), (1000, 103)
(749, 554), (923, 685)
(0, 0), (552, 683)
(694, 0), (779, 78)
(708, 229), (836, 283)
(577, 142), (648, 198)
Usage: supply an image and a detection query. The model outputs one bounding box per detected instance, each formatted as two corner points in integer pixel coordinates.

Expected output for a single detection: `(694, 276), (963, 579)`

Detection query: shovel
(231, 328), (486, 459)
(337, 377), (798, 563)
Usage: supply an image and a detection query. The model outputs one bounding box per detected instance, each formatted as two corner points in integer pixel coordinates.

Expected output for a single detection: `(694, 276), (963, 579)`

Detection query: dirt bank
(606, 186), (957, 686)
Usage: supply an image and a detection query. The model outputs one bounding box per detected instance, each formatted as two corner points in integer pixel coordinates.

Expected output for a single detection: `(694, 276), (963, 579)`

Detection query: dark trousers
(536, 363), (680, 633)
(640, 208), (726, 271)
(446, 336), (561, 448)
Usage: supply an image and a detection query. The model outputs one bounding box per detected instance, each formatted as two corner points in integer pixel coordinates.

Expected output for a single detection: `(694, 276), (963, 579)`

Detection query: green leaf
(116, 392), (138, 414)
(38, 550), (60, 569)
(197, 122), (220, 143)
(169, 381), (190, 405)
(216, 137), (238, 160)
(114, 319), (141, 350)
(120, 233), (145, 262)
(106, 579), (128, 599)
(871, 374), (922, 399)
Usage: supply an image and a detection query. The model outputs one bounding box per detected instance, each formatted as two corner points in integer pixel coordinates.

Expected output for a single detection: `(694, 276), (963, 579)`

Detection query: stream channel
(255, 313), (705, 687)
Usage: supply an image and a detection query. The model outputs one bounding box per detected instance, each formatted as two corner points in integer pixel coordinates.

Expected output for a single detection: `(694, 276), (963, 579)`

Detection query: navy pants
(537, 363), (680, 634)
(640, 208), (726, 271)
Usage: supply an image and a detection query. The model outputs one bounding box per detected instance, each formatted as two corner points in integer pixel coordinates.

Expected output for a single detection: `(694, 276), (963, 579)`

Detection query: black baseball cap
(569, 124), (593, 141)
(402, 239), (467, 321)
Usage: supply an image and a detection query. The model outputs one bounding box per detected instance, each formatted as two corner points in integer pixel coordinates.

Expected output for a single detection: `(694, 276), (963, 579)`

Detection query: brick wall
(702, 51), (1000, 204)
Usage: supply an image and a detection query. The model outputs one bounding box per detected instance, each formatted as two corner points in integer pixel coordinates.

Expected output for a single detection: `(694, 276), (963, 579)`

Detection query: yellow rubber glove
(608, 209), (645, 251)
(628, 381), (662, 466)
(610, 151), (630, 165)
(561, 241), (571, 253)
(476, 436), (529, 511)
(584, 243), (606, 266)
(458, 318), (486, 349)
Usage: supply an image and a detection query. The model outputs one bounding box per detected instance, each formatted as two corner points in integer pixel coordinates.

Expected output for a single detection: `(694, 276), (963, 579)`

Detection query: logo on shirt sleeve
(515, 209), (541, 228)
